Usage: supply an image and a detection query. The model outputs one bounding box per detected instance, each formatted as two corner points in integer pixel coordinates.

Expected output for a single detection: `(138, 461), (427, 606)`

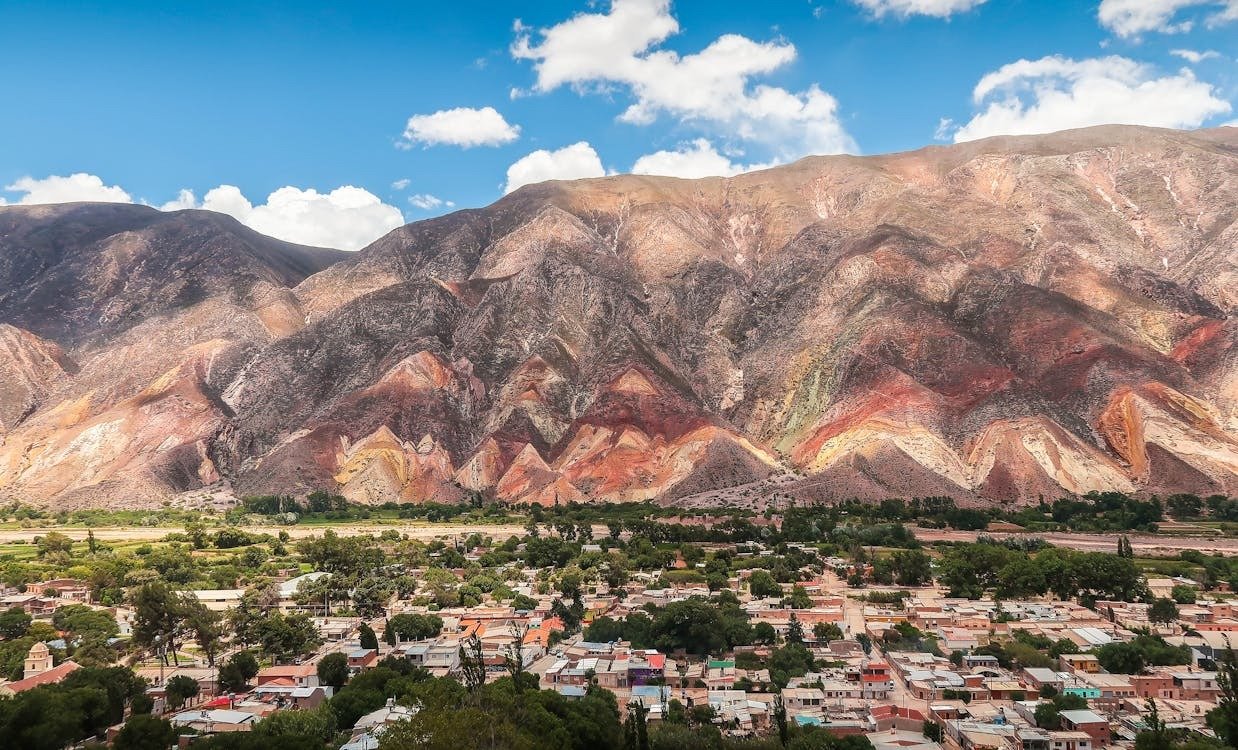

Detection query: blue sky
(1, 0), (1235, 249)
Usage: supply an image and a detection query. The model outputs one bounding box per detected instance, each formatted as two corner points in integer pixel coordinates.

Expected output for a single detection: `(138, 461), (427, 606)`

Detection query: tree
(1034, 702), (1060, 730)
(856, 633), (872, 656)
(891, 549), (933, 587)
(774, 694), (789, 747)
(37, 531), (73, 558)
(359, 623), (379, 651)
(460, 635), (486, 693)
(813, 622), (843, 643)
(0, 606), (31, 639)
(219, 650), (260, 693)
(112, 714), (177, 750)
(385, 613), (443, 645)
(252, 612), (322, 662)
(754, 622), (778, 645)
(922, 720), (943, 743)
(785, 585), (812, 609)
(1170, 585), (1197, 605)
(52, 604), (118, 643)
(253, 703), (338, 743)
(749, 570), (781, 598)
(786, 613), (805, 644)
(183, 597), (224, 666)
(1149, 598), (1179, 625)
(130, 582), (188, 664)
(1208, 648), (1238, 747)
(317, 652), (349, 689)
(1135, 698), (1172, 750)
(165, 675), (200, 710)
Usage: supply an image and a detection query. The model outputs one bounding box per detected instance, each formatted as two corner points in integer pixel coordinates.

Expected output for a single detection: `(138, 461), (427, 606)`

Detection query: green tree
(359, 623), (379, 651)
(786, 613), (805, 644)
(0, 606), (31, 639)
(813, 622), (843, 643)
(112, 714), (177, 750)
(785, 585), (813, 609)
(317, 652), (350, 689)
(253, 703), (338, 743)
(385, 613), (444, 645)
(165, 675), (200, 710)
(1170, 586), (1197, 605)
(891, 549), (933, 587)
(1207, 648), (1238, 746)
(252, 612), (322, 662)
(749, 570), (781, 598)
(1149, 598), (1179, 625)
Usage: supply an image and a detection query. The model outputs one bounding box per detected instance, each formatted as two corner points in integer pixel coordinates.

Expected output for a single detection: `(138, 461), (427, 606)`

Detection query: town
(0, 495), (1235, 749)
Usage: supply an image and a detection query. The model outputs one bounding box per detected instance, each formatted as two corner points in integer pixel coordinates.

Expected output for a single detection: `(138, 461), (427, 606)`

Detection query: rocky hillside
(0, 125), (1234, 508)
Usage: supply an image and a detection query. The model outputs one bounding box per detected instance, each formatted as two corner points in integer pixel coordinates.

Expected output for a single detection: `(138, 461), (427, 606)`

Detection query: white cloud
(399, 106), (520, 148)
(511, 0), (856, 160)
(2, 172), (402, 251)
(951, 55), (1232, 143)
(3, 173), (132, 205)
(851, 0), (988, 18)
(1098, 0), (1238, 37)
(166, 184), (404, 251)
(158, 188), (198, 211)
(504, 142), (607, 193)
(408, 193), (455, 210)
(1170, 48), (1222, 63)
(391, 178), (411, 190)
(933, 117), (955, 141)
(631, 139), (775, 178)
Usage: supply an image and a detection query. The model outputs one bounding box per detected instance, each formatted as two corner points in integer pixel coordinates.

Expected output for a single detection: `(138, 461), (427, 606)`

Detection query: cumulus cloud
(851, 0), (988, 18)
(161, 185), (404, 251)
(2, 173), (403, 250)
(399, 106), (521, 148)
(1170, 48), (1222, 63)
(950, 55), (1232, 142)
(511, 0), (856, 159)
(631, 139), (775, 178)
(1098, 0), (1238, 37)
(3, 173), (132, 205)
(408, 193), (455, 210)
(504, 142), (607, 193)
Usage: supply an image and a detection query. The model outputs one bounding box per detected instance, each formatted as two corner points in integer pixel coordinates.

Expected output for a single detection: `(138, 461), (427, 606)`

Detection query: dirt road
(912, 527), (1238, 555)
(0, 522), (535, 544)
(1, 521), (1233, 556)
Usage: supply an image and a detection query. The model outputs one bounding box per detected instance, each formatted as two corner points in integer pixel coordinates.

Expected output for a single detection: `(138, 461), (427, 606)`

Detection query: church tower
(24, 642), (52, 679)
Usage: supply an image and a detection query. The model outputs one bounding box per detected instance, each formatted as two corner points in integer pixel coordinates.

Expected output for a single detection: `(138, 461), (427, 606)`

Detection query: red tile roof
(2, 660), (80, 693)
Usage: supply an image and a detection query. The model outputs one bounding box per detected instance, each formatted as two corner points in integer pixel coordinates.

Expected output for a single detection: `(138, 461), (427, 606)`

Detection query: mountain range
(0, 125), (1234, 509)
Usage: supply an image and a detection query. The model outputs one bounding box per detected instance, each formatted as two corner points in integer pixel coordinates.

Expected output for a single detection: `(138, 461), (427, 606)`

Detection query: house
(1049, 730), (1093, 750)
(193, 589), (245, 612)
(170, 708), (258, 733)
(1058, 710), (1111, 747)
(27, 579), (91, 602)
(861, 662), (894, 699)
(348, 648), (379, 673)
(395, 639), (462, 676)
(248, 684), (332, 709)
(1059, 654), (1100, 674)
(782, 687), (825, 714)
(255, 664), (319, 689)
(1024, 667), (1064, 693)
